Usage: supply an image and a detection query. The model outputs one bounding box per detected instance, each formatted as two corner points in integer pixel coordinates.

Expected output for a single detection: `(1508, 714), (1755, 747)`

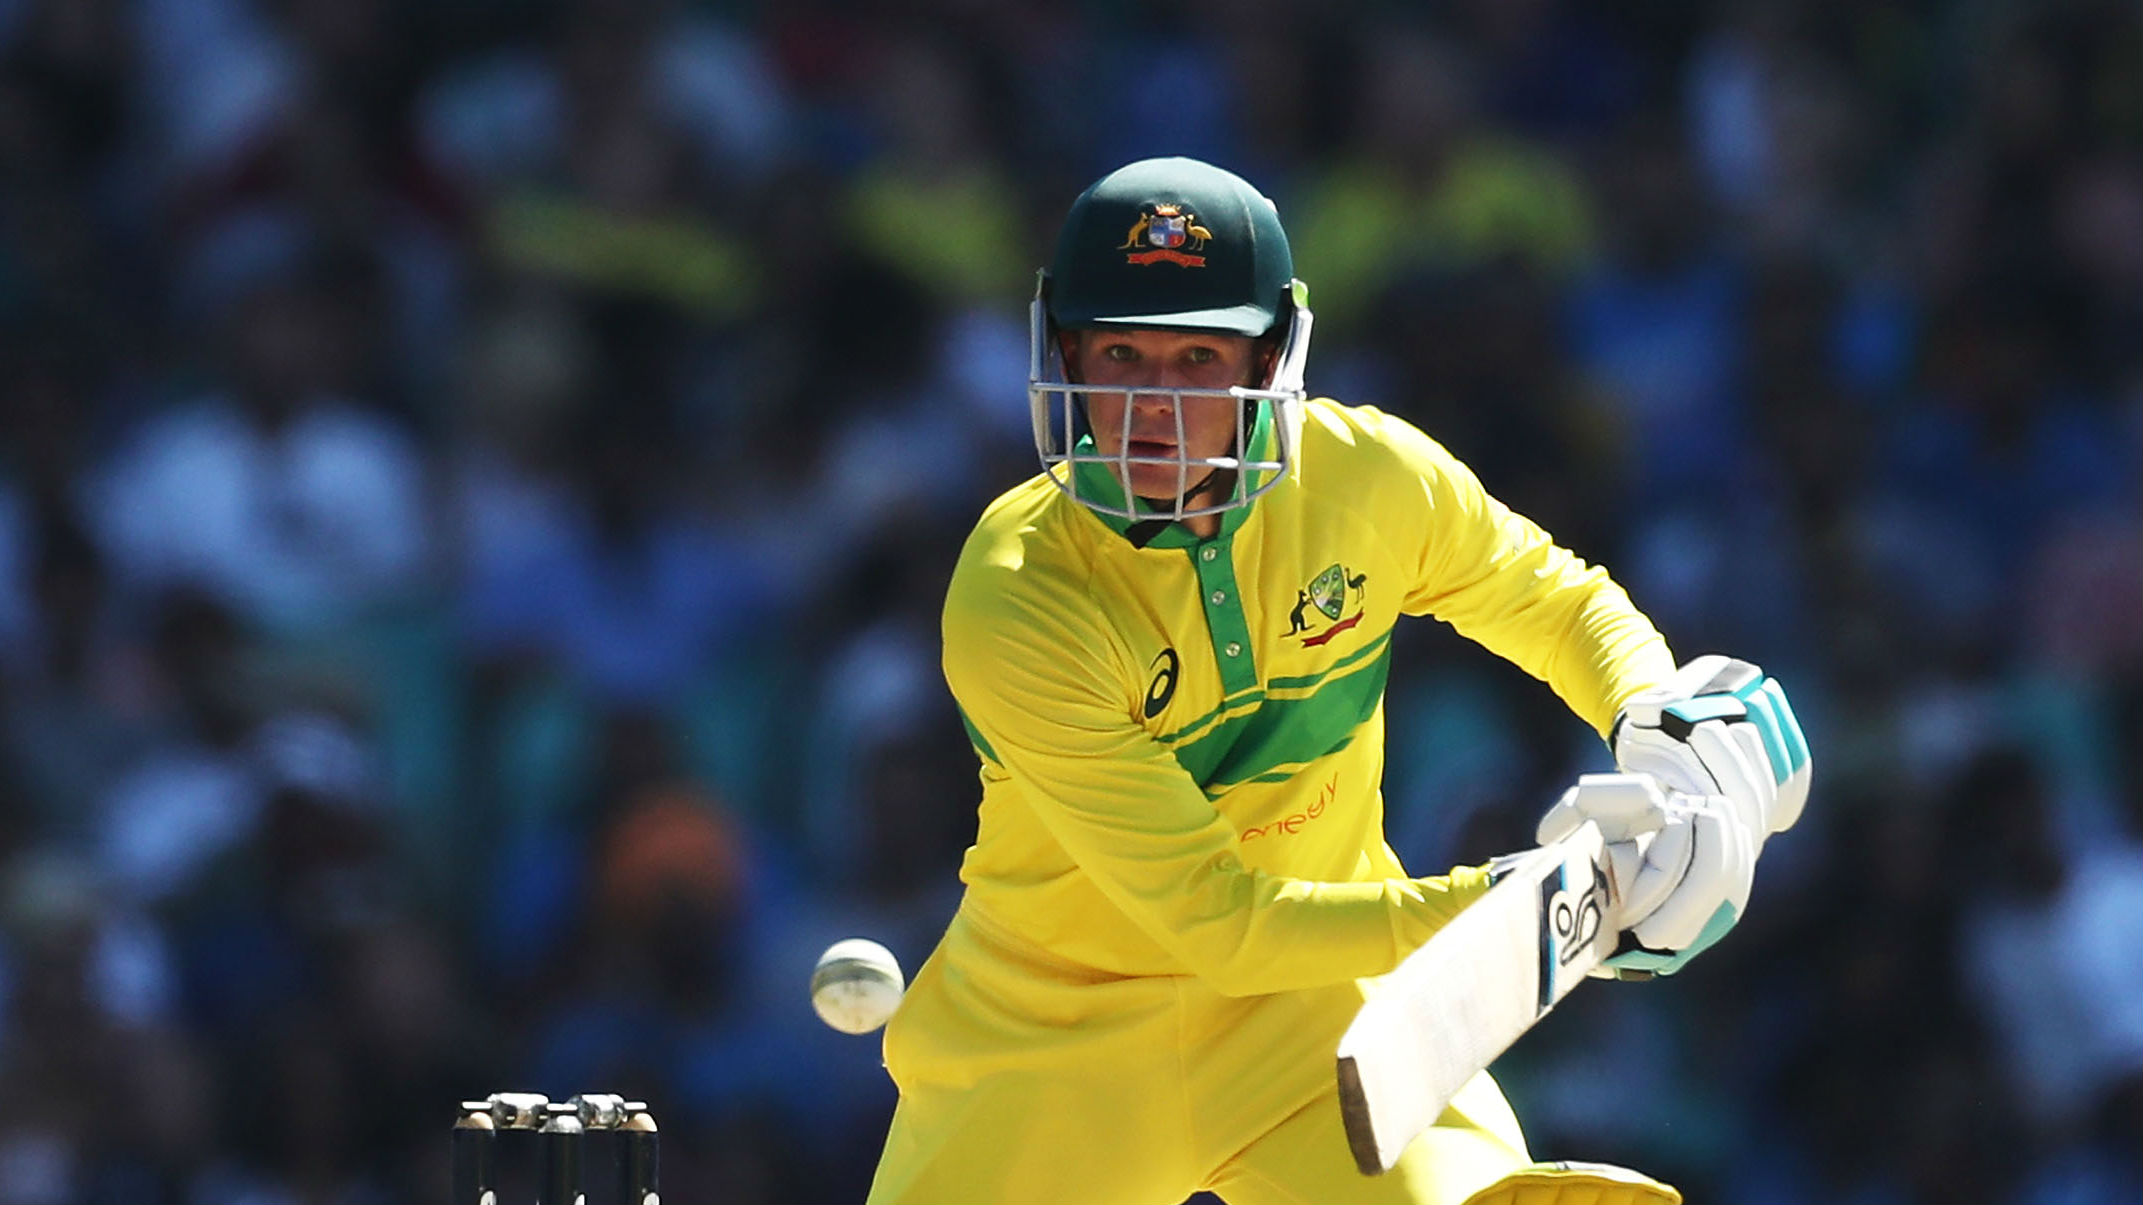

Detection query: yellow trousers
(867, 907), (1532, 1205)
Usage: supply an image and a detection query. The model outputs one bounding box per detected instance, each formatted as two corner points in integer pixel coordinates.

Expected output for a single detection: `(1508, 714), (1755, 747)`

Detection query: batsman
(866, 157), (1812, 1205)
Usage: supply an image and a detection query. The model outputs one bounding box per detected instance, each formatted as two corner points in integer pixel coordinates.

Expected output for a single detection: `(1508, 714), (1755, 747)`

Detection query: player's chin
(1120, 464), (1194, 501)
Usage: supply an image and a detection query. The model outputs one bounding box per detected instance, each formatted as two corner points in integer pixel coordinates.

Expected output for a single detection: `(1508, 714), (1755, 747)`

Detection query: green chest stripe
(1159, 629), (1393, 747)
(1159, 682), (1267, 748)
(1219, 740), (1357, 792)
(1266, 629), (1393, 693)
(1170, 641), (1392, 792)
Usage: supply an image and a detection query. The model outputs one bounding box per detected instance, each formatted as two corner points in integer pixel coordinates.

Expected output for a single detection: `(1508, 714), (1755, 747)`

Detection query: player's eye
(1101, 343), (1138, 363)
(1185, 346), (1218, 365)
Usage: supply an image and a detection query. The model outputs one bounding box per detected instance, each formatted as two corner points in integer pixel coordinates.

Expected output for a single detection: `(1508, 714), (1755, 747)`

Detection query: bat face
(1335, 822), (1618, 1176)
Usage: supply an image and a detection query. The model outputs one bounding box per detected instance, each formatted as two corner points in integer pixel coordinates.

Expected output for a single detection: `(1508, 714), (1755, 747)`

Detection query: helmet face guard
(1028, 287), (1313, 522)
(1026, 156), (1314, 525)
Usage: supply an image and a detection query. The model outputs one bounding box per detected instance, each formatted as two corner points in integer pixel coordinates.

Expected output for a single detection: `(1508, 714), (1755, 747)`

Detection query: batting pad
(1459, 1160), (1682, 1205)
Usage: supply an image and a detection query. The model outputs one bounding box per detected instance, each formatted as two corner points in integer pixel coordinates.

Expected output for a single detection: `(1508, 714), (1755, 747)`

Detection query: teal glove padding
(1614, 655), (1811, 837)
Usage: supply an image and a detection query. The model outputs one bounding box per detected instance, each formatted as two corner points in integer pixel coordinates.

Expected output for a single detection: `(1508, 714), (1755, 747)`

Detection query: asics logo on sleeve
(1145, 648), (1179, 718)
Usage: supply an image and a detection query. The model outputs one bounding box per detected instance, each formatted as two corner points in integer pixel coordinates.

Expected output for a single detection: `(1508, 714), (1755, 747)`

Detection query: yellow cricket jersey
(941, 396), (1674, 997)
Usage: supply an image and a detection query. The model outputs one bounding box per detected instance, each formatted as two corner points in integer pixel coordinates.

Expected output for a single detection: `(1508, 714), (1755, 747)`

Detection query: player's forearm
(1390, 430), (1675, 735)
(997, 744), (1498, 995)
(1538, 580), (1678, 737)
(1114, 858), (1496, 997)
(1439, 549), (1673, 738)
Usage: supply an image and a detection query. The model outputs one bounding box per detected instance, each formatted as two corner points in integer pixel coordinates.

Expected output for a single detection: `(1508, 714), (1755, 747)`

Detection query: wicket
(454, 1092), (658, 1205)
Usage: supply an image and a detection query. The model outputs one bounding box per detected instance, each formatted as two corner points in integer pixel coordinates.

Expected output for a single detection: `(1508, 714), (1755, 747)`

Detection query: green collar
(1069, 403), (1277, 549)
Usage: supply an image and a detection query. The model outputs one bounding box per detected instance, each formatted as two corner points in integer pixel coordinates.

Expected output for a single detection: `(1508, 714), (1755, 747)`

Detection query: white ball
(811, 938), (905, 1034)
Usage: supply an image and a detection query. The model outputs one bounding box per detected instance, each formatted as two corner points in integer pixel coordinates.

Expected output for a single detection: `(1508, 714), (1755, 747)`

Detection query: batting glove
(1613, 655), (1811, 838)
(1537, 772), (1757, 978)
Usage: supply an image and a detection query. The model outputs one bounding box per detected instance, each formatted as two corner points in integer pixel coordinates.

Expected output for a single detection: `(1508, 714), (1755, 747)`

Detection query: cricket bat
(1335, 819), (1620, 1175)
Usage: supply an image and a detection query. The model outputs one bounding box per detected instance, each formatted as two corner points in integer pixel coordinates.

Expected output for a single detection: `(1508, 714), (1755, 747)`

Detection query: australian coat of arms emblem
(1286, 563), (1367, 647)
(1120, 203), (1211, 267)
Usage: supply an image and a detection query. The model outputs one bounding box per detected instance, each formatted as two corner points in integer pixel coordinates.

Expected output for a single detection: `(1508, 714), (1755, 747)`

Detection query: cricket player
(867, 157), (1810, 1205)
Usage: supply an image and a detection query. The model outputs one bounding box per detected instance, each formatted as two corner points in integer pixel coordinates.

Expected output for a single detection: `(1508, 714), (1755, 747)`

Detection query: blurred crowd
(0, 0), (2139, 1201)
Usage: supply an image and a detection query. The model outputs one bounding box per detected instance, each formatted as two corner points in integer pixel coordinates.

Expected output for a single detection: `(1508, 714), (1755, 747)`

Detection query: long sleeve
(1366, 408), (1675, 736)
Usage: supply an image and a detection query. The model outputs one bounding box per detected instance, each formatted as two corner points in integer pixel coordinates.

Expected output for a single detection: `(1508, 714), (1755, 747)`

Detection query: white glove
(1537, 772), (1757, 978)
(1614, 655), (1811, 838)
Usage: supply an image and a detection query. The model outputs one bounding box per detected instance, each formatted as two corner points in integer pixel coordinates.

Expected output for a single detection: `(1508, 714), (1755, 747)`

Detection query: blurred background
(0, 0), (2139, 1201)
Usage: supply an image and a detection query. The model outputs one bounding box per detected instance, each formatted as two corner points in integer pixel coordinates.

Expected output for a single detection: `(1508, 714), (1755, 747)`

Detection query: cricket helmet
(1029, 156), (1314, 530)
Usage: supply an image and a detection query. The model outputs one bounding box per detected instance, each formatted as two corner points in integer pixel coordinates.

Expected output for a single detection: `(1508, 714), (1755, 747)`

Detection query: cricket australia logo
(1284, 563), (1367, 647)
(1119, 203), (1211, 267)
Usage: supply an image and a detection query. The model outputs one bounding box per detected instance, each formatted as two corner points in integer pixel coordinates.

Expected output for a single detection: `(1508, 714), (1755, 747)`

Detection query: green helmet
(1029, 157), (1314, 531)
(1047, 156), (1297, 335)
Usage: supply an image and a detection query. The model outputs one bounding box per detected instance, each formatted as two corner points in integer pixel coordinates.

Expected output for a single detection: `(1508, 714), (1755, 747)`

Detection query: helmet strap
(1135, 465), (1228, 516)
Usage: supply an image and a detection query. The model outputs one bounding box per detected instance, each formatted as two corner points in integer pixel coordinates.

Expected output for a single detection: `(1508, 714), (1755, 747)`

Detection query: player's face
(1068, 328), (1271, 501)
